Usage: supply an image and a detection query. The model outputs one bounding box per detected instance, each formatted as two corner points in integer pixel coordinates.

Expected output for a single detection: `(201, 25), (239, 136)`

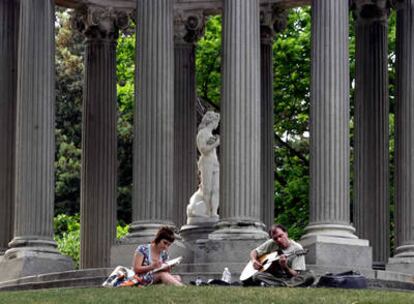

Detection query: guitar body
(239, 249), (308, 282)
(239, 252), (279, 281)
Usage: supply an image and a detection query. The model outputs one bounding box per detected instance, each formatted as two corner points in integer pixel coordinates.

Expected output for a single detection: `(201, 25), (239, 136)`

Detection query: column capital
(352, 0), (390, 24)
(72, 6), (130, 41)
(174, 10), (205, 45)
(260, 5), (288, 43)
(273, 6), (289, 34)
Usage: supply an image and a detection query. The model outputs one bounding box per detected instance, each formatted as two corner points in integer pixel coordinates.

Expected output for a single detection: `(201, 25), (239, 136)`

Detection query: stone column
(353, 0), (389, 270)
(210, 0), (267, 240)
(300, 0), (372, 269)
(173, 12), (203, 229)
(74, 7), (128, 269)
(0, 0), (72, 281)
(260, 7), (275, 230)
(387, 0), (414, 273)
(128, 0), (175, 242)
(0, 0), (18, 256)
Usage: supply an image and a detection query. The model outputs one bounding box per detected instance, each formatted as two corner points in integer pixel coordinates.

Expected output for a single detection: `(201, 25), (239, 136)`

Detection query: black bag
(317, 271), (367, 289)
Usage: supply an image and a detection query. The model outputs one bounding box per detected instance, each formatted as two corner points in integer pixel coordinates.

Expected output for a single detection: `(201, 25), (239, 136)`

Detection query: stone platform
(1, 266), (414, 292)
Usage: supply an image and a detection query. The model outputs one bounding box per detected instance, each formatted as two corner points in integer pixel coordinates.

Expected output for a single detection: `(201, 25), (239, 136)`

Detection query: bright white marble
(187, 111), (220, 224)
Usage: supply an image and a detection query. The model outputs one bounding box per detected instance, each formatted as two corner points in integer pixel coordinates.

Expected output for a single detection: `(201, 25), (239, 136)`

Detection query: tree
(196, 15), (222, 106)
(116, 26), (136, 224)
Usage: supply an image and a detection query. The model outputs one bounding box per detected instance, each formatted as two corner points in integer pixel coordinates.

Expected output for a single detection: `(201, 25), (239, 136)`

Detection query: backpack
(317, 271), (367, 289)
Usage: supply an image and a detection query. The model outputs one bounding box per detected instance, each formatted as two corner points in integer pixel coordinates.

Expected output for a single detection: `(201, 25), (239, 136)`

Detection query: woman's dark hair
(154, 226), (175, 244)
(268, 223), (287, 237)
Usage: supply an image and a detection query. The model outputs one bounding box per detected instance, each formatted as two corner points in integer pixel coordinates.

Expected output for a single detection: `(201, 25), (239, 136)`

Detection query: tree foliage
(116, 27), (136, 225)
(55, 9), (84, 215)
(273, 8), (311, 239)
(196, 16), (222, 106)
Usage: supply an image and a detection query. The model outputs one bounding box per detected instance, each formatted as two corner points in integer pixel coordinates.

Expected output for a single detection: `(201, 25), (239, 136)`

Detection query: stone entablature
(56, 0), (311, 13)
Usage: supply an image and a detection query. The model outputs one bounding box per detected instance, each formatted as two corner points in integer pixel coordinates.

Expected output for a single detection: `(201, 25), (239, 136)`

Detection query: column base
(208, 219), (268, 240)
(302, 223), (358, 239)
(387, 257), (414, 274)
(386, 244), (414, 274)
(300, 235), (372, 269)
(394, 244), (414, 258)
(125, 220), (176, 244)
(0, 239), (73, 282)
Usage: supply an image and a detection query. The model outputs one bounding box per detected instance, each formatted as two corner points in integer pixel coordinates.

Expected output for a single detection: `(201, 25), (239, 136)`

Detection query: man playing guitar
(247, 224), (314, 287)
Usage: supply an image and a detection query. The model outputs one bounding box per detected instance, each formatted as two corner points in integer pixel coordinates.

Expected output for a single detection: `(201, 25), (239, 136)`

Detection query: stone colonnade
(1, 0), (414, 280)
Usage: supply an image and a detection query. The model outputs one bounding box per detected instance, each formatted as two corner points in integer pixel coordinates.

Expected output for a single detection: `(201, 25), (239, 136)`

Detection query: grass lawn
(0, 286), (413, 304)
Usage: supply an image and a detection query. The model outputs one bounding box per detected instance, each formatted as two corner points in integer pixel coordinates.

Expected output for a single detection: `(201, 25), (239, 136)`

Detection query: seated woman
(132, 226), (184, 286)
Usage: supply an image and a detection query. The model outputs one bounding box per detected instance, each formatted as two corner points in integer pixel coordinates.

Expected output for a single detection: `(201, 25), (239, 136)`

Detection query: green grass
(0, 286), (413, 304)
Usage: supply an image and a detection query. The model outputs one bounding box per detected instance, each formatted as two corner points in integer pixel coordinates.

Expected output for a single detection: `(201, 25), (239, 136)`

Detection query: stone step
(0, 268), (112, 291)
(0, 276), (105, 291)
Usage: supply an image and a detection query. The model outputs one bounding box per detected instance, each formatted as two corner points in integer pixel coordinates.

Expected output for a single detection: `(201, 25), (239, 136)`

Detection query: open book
(152, 256), (183, 273)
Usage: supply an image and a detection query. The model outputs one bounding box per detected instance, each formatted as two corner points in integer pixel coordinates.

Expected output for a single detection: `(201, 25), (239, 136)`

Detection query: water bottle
(221, 267), (231, 283)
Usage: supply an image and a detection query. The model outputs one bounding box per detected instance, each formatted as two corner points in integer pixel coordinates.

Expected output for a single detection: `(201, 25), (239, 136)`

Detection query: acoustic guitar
(239, 249), (308, 282)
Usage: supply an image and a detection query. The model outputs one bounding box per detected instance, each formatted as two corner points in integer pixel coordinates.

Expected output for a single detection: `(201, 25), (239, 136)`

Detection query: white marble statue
(187, 111), (220, 224)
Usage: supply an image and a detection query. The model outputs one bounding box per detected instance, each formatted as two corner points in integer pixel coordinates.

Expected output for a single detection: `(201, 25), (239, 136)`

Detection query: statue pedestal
(180, 221), (216, 242)
(171, 237), (267, 277)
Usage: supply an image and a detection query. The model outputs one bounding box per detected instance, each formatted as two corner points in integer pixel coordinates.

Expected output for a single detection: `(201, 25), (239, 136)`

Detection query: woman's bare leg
(154, 272), (184, 286)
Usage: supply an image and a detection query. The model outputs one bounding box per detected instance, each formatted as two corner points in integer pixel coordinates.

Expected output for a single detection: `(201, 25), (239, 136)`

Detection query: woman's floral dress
(135, 243), (169, 285)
